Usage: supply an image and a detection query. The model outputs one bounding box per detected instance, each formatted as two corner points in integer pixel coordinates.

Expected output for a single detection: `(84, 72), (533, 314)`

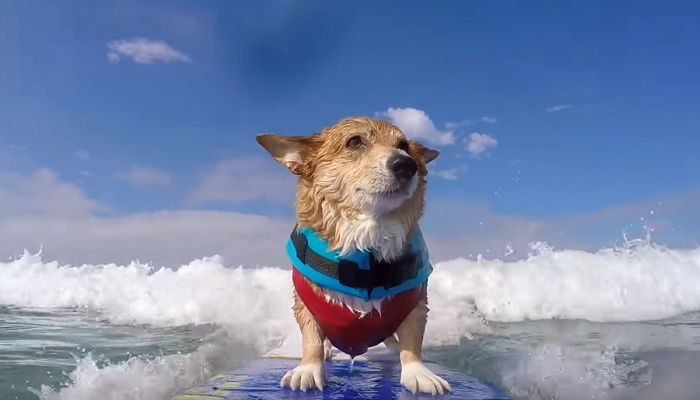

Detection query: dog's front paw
(401, 361), (452, 395)
(280, 362), (325, 391)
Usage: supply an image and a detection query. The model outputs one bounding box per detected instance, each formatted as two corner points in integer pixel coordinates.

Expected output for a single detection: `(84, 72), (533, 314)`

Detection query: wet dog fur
(257, 117), (451, 394)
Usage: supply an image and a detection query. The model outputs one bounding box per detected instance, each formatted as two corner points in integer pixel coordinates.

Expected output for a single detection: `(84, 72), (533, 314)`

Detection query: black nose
(387, 154), (418, 181)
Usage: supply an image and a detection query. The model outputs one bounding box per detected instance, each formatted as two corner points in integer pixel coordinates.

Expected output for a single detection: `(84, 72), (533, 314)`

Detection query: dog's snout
(387, 154), (418, 181)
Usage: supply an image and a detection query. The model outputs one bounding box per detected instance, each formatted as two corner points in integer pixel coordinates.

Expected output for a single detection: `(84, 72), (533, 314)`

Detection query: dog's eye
(397, 140), (410, 152)
(346, 135), (365, 149)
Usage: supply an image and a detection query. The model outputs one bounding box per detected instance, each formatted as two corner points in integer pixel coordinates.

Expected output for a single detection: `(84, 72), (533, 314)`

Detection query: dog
(257, 116), (451, 395)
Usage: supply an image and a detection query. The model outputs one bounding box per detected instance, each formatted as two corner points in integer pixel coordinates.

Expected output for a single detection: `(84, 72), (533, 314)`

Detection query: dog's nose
(387, 154), (418, 181)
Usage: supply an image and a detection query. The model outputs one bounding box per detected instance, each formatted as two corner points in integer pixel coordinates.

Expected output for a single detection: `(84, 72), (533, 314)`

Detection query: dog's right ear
(256, 134), (312, 175)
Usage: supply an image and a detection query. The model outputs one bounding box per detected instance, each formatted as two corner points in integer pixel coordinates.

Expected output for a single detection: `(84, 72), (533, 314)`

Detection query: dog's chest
(336, 214), (407, 261)
(328, 214), (408, 314)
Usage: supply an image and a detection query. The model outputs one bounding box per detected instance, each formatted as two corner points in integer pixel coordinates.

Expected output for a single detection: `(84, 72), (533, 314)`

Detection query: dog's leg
(396, 300), (452, 394)
(323, 338), (333, 361)
(383, 334), (400, 353)
(280, 292), (326, 391)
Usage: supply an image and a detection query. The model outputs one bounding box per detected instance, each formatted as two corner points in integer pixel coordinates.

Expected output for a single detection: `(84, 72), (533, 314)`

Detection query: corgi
(257, 116), (451, 395)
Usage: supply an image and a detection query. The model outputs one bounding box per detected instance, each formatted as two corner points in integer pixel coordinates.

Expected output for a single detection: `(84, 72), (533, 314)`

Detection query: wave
(0, 254), (297, 348)
(35, 332), (257, 400)
(36, 351), (213, 400)
(435, 241), (700, 323)
(3, 240), (699, 399)
(2, 242), (699, 330)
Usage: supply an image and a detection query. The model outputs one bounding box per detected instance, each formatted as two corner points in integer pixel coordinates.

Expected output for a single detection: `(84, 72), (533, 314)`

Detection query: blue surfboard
(173, 356), (511, 400)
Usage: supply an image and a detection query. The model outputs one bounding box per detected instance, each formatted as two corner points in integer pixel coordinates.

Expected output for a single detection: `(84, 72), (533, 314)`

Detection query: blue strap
(287, 227), (432, 300)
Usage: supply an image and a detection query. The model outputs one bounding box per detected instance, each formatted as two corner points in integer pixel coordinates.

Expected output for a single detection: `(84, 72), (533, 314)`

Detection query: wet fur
(291, 118), (430, 259)
(258, 117), (450, 394)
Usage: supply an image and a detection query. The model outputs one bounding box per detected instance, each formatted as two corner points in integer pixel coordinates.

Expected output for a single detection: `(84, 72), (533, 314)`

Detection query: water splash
(618, 226), (654, 255)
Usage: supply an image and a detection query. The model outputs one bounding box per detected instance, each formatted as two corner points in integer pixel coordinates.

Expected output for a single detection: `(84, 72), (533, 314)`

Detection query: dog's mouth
(353, 177), (418, 214)
(371, 179), (414, 198)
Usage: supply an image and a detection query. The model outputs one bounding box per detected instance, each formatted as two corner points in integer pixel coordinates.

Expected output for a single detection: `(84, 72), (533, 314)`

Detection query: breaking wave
(1, 239), (699, 399)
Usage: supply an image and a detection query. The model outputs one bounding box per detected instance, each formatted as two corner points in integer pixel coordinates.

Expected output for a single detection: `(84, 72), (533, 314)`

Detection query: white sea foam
(2, 242), (700, 339)
(2, 241), (700, 399)
(431, 243), (700, 323)
(0, 253), (297, 348)
(37, 351), (211, 400)
(36, 333), (256, 400)
(502, 343), (651, 400)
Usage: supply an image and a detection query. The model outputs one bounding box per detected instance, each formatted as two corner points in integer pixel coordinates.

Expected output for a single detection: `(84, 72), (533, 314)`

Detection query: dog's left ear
(256, 133), (313, 175)
(410, 141), (439, 164)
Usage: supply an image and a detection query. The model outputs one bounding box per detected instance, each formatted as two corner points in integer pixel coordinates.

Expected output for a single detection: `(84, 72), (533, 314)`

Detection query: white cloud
(431, 168), (459, 180)
(187, 158), (294, 205)
(0, 169), (104, 218)
(424, 187), (700, 261)
(0, 168), (291, 266)
(378, 107), (455, 146)
(0, 167), (698, 267)
(4, 144), (27, 152)
(106, 51), (120, 63)
(545, 104), (572, 113)
(481, 116), (498, 123)
(444, 119), (473, 130)
(466, 132), (498, 157)
(0, 211), (292, 267)
(116, 166), (172, 187)
(73, 150), (90, 160)
(106, 38), (192, 64)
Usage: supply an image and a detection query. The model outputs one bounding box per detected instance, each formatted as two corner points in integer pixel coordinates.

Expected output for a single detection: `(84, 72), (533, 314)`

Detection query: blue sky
(1, 1), (698, 265)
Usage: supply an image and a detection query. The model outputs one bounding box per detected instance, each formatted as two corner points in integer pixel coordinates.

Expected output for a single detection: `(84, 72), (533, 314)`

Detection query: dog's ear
(256, 134), (313, 175)
(409, 141), (439, 164)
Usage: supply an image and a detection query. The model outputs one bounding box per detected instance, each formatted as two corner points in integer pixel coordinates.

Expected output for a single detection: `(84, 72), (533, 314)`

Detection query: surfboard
(172, 356), (512, 400)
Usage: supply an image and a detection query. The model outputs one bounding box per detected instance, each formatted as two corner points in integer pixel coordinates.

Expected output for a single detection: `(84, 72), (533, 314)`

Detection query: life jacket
(287, 227), (432, 357)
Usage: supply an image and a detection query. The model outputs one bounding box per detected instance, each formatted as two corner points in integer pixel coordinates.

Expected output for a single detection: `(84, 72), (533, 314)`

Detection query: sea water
(1, 239), (699, 399)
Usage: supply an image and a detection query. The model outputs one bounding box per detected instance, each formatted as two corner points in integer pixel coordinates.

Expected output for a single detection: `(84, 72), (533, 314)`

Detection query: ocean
(1, 238), (699, 400)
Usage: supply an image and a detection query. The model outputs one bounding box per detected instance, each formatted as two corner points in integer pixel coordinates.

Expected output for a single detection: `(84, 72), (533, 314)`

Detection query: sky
(0, 0), (699, 266)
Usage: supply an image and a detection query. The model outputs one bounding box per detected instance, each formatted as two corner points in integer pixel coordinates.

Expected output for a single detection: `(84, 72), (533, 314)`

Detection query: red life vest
(293, 266), (425, 357)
